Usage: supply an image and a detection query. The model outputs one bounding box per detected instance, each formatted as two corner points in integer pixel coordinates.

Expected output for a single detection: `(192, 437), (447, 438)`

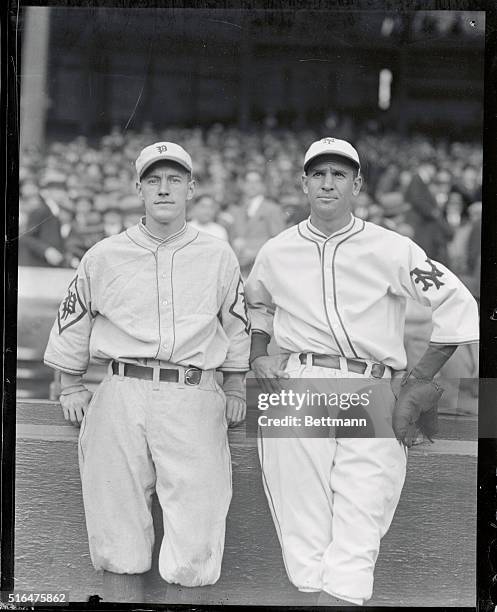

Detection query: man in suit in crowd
(404, 160), (454, 266)
(230, 169), (286, 277)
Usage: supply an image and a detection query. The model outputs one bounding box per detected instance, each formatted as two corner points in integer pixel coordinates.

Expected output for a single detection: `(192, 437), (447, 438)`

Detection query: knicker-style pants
(78, 363), (231, 586)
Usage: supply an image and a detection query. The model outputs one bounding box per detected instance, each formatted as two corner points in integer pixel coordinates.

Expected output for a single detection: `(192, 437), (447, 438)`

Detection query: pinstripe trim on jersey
(297, 224), (345, 355)
(153, 251), (163, 360)
(138, 218), (188, 245)
(43, 358), (86, 376)
(330, 219), (366, 358)
(306, 220), (327, 239)
(306, 213), (354, 240)
(430, 338), (479, 345)
(125, 229), (156, 253)
(315, 218), (360, 357)
(297, 222), (322, 252)
(168, 231), (200, 361)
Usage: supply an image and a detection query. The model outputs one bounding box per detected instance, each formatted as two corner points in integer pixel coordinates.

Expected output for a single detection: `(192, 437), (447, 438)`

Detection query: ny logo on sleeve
(57, 277), (88, 334)
(410, 259), (445, 292)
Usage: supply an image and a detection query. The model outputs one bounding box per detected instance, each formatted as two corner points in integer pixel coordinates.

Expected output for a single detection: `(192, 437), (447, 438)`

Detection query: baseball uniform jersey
(245, 214), (479, 604)
(44, 219), (250, 585)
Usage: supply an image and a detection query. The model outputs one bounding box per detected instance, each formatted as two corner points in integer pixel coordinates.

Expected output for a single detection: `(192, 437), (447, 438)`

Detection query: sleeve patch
(57, 277), (88, 334)
(229, 275), (251, 335)
(410, 258), (445, 292)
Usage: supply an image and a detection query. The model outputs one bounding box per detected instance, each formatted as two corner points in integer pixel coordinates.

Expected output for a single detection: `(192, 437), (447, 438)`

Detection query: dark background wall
(21, 8), (484, 139)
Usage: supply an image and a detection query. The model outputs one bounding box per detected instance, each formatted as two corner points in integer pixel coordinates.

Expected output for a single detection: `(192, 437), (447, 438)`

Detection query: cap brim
(139, 155), (192, 177)
(304, 151), (360, 173)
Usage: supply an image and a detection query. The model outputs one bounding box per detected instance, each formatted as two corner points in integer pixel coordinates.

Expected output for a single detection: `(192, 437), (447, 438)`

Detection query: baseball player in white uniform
(44, 142), (250, 602)
(245, 138), (479, 605)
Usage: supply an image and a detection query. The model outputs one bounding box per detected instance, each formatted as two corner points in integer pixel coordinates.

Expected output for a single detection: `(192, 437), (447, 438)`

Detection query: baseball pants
(78, 362), (232, 586)
(257, 353), (407, 605)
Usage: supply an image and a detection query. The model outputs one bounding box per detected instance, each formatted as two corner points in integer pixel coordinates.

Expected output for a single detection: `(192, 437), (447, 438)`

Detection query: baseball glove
(391, 373), (444, 447)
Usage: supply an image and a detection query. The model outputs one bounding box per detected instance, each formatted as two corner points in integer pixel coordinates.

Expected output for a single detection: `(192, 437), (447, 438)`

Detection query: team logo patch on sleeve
(410, 258), (445, 292)
(57, 277), (88, 334)
(229, 275), (251, 335)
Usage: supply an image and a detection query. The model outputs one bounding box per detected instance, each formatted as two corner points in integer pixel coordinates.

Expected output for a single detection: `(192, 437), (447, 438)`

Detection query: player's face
(302, 155), (362, 229)
(137, 161), (195, 234)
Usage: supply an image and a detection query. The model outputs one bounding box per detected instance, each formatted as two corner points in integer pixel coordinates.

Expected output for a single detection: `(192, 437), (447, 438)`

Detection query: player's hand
(225, 395), (246, 427)
(44, 247), (65, 266)
(60, 389), (93, 426)
(251, 354), (290, 394)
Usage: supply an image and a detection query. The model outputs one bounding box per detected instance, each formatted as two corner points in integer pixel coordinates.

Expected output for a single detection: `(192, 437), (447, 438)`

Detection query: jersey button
(162, 300), (168, 305)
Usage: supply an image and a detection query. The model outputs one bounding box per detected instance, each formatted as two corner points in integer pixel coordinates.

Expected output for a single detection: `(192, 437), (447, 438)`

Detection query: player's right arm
(59, 372), (93, 425)
(245, 246), (289, 393)
(44, 254), (96, 424)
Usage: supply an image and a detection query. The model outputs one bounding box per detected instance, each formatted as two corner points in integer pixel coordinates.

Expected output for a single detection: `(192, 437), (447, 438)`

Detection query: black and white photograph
(6, 2), (494, 608)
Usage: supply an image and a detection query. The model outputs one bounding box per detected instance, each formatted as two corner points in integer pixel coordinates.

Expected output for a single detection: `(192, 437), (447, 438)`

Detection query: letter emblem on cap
(321, 138), (335, 144)
(157, 144), (168, 153)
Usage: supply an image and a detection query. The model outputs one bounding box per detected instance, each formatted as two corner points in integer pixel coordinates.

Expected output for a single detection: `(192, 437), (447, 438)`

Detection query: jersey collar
(126, 218), (197, 251)
(300, 214), (357, 244)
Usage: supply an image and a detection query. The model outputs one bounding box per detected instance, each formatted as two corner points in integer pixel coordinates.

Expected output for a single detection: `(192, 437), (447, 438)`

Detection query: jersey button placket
(157, 247), (173, 361)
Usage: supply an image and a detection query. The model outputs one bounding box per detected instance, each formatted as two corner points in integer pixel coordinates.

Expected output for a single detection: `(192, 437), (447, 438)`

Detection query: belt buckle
(184, 367), (202, 386)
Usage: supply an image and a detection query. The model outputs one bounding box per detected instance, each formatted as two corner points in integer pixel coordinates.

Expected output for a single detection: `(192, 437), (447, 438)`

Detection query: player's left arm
(218, 253), (251, 425)
(398, 238), (479, 357)
(392, 239), (479, 445)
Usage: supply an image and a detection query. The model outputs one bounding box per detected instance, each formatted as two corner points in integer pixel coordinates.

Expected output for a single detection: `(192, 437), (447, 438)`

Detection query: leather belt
(299, 353), (386, 379)
(111, 361), (202, 385)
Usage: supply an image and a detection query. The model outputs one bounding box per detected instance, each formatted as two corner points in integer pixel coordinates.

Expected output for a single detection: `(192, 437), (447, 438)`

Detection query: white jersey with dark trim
(44, 221), (250, 375)
(245, 215), (479, 370)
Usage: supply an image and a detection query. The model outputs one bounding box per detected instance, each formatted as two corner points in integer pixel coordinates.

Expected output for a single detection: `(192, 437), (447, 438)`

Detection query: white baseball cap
(304, 137), (361, 173)
(135, 142), (193, 178)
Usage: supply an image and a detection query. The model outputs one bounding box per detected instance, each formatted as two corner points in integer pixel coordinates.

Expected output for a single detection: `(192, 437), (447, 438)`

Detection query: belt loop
(306, 353), (313, 368)
(108, 361), (114, 376)
(152, 365), (160, 390)
(339, 356), (347, 372)
(118, 362), (124, 377)
(364, 362), (373, 378)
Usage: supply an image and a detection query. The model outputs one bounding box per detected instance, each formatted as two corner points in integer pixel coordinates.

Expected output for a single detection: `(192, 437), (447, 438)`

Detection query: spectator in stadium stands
(279, 192), (309, 227)
(66, 209), (105, 268)
(18, 124), (483, 276)
(456, 164), (482, 208)
(122, 211), (143, 229)
(404, 159), (454, 265)
(58, 206), (74, 241)
(188, 195), (229, 241)
(465, 201), (482, 301)
(229, 169), (286, 276)
(18, 192), (65, 267)
(102, 208), (125, 237)
(376, 192), (414, 238)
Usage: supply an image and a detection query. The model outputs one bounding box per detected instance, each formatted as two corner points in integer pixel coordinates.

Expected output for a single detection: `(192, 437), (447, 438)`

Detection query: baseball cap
(135, 142), (193, 178)
(304, 137), (361, 174)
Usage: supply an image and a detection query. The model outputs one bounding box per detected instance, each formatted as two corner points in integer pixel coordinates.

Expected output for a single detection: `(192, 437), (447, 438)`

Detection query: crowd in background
(19, 120), (482, 298)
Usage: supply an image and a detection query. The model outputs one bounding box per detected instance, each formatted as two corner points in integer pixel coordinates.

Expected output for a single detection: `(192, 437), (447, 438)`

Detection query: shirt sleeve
(43, 255), (96, 375)
(218, 255), (251, 372)
(244, 247), (276, 338)
(396, 238), (479, 345)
